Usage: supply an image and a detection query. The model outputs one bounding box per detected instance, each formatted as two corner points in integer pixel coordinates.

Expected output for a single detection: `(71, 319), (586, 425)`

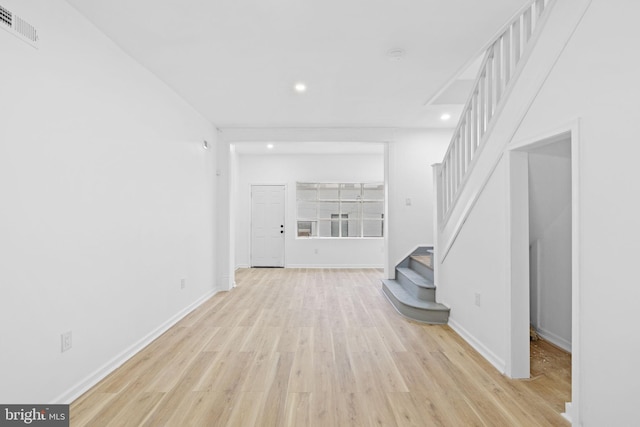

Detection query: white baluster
(523, 7), (532, 43)
(445, 159), (451, 211)
(448, 155), (453, 209)
(504, 26), (511, 86)
(495, 37), (503, 105)
(536, 0), (545, 20)
(513, 18), (521, 64)
(466, 109), (472, 166)
(452, 144), (457, 194)
(487, 47), (494, 121)
(458, 133), (464, 183)
(471, 93), (478, 153)
(479, 73), (485, 138)
(460, 124), (467, 176)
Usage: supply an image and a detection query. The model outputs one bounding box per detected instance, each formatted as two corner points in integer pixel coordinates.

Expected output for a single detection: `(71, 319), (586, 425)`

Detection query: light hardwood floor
(71, 268), (571, 426)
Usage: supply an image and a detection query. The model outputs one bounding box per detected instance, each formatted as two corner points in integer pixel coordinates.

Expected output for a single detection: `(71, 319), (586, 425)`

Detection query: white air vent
(0, 4), (38, 48)
(0, 5), (11, 28)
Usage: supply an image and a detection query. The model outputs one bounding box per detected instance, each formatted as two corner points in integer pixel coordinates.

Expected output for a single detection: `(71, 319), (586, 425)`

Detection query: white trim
(508, 118), (581, 422)
(383, 142), (391, 279)
(509, 126), (572, 151)
(285, 264), (384, 269)
(570, 119), (581, 426)
(448, 318), (506, 374)
(536, 328), (572, 353)
(562, 402), (573, 423)
(294, 237), (385, 241)
(52, 289), (219, 404)
(506, 150), (531, 379)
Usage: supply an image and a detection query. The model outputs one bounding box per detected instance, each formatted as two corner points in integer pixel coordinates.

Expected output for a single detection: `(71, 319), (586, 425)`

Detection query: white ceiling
(65, 0), (528, 129)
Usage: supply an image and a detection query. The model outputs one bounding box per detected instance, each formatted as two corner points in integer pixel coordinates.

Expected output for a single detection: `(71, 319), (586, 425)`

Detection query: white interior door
(251, 185), (285, 267)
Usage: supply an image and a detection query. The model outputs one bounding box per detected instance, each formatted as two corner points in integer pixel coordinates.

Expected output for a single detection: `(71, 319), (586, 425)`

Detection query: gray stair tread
(396, 268), (435, 289)
(382, 279), (449, 311)
(412, 246), (433, 255)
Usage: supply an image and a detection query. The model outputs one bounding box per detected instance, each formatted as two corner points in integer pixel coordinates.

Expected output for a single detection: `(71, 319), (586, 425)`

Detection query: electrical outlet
(181, 278), (186, 290)
(474, 293), (481, 307)
(61, 331), (72, 352)
(314, 248), (318, 254)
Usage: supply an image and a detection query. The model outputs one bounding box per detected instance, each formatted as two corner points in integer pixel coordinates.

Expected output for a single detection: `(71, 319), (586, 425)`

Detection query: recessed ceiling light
(294, 82), (307, 93)
(267, 144), (274, 149)
(386, 48), (406, 61)
(440, 113), (452, 121)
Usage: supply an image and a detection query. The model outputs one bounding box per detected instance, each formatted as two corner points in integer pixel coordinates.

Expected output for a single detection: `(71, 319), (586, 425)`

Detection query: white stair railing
(439, 0), (552, 222)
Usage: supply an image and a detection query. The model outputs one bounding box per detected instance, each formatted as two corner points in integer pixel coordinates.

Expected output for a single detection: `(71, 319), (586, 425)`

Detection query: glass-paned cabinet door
(340, 183), (362, 200)
(317, 183), (339, 200)
(362, 183), (384, 200)
(297, 220), (316, 237)
(297, 183), (317, 201)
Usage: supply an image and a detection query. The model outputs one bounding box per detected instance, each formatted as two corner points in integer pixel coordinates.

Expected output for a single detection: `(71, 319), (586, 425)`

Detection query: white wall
(438, 158), (510, 370)
(528, 149), (572, 352)
(437, 0), (640, 424)
(387, 130), (451, 271)
(0, 0), (217, 404)
(512, 0), (640, 423)
(235, 153), (385, 268)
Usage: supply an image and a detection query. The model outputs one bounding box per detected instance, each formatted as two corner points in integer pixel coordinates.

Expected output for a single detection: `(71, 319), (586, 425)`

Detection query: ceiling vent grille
(14, 15), (36, 42)
(0, 4), (38, 48)
(0, 5), (11, 28)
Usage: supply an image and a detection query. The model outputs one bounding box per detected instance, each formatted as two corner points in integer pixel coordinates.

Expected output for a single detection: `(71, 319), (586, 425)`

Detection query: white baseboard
(562, 402), (573, 423)
(536, 327), (572, 353)
(285, 264), (384, 269)
(236, 264), (383, 269)
(53, 289), (220, 404)
(448, 318), (506, 374)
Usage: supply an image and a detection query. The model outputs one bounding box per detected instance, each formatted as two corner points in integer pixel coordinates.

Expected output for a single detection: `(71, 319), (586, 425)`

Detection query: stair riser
(382, 285), (449, 324)
(409, 259), (433, 281)
(396, 272), (436, 301)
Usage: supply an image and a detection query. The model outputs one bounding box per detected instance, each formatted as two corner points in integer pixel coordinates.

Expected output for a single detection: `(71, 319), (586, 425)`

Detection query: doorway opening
(509, 127), (578, 420)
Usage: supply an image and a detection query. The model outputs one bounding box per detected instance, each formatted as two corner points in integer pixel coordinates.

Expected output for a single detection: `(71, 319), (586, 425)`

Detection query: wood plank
(224, 391), (264, 427)
(70, 268), (570, 427)
(284, 392), (311, 427)
(335, 392), (368, 427)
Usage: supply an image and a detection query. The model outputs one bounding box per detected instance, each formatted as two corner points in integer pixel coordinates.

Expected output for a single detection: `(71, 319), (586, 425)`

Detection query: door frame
(507, 119), (580, 423)
(250, 183), (287, 267)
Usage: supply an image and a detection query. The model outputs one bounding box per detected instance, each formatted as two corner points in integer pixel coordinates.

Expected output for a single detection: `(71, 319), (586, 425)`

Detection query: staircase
(438, 0), (553, 223)
(382, 247), (449, 324)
